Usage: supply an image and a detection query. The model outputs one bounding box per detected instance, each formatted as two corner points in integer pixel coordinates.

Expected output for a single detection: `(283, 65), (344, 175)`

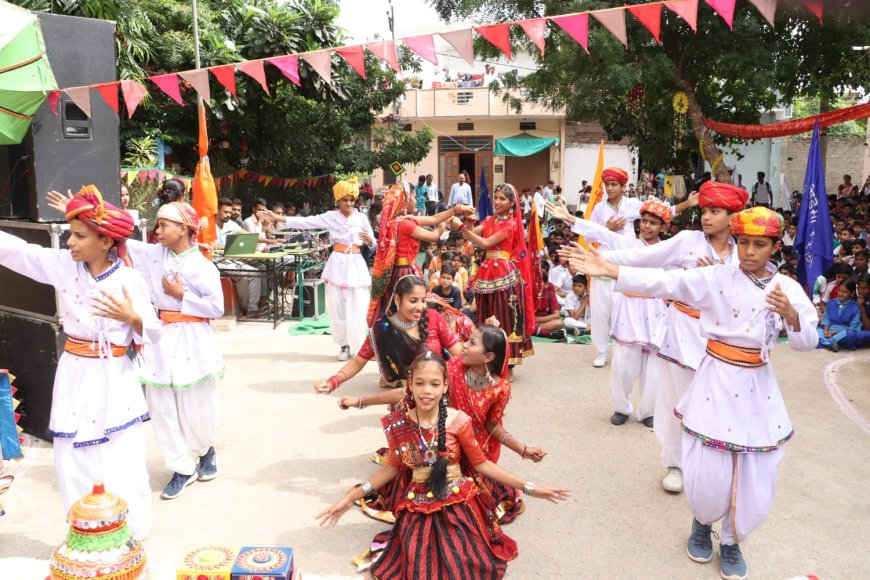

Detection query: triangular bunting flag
(264, 176), (273, 187)
(748, 0), (777, 26)
(94, 83), (119, 114)
(65, 86), (92, 118)
(238, 60), (270, 95)
(592, 9), (627, 46)
(366, 40), (401, 73)
(180, 69), (211, 104)
(126, 171), (137, 186)
(301, 51), (333, 85)
(519, 18), (547, 57)
(150, 73), (183, 105)
(801, 0), (822, 24)
(335, 45), (367, 79)
(475, 23), (512, 61)
(401, 34), (438, 65)
(704, 0), (736, 30)
(627, 3), (662, 43)
(440, 29), (475, 66)
(210, 65), (237, 98)
(551, 14), (589, 54)
(269, 55), (301, 86)
(665, 0), (699, 32)
(47, 90), (60, 115)
(120, 80), (147, 118)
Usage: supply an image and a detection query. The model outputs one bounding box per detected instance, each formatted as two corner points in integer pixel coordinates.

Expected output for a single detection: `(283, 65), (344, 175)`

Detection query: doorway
(459, 153), (476, 196)
(438, 136), (493, 206)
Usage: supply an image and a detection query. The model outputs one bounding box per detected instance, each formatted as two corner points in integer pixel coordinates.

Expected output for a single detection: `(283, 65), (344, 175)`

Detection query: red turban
(698, 182), (749, 213)
(601, 167), (628, 185)
(65, 185), (134, 240)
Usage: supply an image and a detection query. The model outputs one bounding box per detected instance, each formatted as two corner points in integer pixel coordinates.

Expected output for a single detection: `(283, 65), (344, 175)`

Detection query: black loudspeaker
(0, 13), (119, 221)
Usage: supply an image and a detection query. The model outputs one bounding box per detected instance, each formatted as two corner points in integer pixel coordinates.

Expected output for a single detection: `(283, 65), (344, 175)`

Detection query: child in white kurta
(1, 187), (160, 538)
(125, 202), (224, 499)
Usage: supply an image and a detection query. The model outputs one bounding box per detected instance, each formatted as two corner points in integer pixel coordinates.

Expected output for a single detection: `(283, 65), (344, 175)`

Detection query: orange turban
(601, 167), (628, 185)
(157, 201), (200, 234)
(639, 198), (673, 227)
(698, 182), (749, 213)
(65, 185), (134, 241)
(730, 207), (785, 238)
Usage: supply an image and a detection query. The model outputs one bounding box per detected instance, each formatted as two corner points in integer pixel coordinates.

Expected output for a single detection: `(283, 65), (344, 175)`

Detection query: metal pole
(192, 0), (202, 106)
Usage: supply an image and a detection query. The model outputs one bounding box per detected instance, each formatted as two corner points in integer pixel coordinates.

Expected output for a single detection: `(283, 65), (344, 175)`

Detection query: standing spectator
(447, 172), (473, 207)
(521, 188), (532, 218)
(414, 175), (428, 215)
(543, 179), (555, 201)
(751, 172), (772, 208)
(838, 174), (859, 198)
(533, 185), (546, 218)
(655, 168), (666, 198)
(359, 178), (373, 206)
(425, 174), (440, 216)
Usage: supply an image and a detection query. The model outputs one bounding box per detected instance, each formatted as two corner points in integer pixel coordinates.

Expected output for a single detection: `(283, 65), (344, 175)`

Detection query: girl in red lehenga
(368, 183), (473, 326)
(455, 184), (536, 366)
(317, 352), (569, 580)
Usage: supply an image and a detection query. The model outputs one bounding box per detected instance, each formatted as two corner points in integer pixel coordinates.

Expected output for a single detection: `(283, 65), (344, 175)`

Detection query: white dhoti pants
(146, 380), (220, 476)
(610, 342), (656, 419)
(682, 433), (784, 545)
(653, 357), (696, 469)
(54, 424), (151, 539)
(591, 278), (614, 356)
(325, 283), (370, 355)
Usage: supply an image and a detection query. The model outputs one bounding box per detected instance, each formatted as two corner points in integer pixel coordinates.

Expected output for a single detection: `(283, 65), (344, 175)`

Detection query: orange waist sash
(333, 243), (361, 254)
(394, 257), (412, 267)
(706, 339), (765, 368)
(673, 300), (701, 319)
(624, 293), (654, 299)
(485, 251), (512, 260)
(159, 311), (209, 324)
(64, 336), (127, 358)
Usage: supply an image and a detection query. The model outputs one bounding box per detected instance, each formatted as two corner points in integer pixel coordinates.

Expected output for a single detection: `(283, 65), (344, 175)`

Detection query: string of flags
(121, 167), (335, 190)
(50, 0), (826, 121)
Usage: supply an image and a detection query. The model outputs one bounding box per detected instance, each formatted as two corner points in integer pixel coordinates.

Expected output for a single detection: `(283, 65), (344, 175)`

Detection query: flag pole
(192, 0), (202, 107)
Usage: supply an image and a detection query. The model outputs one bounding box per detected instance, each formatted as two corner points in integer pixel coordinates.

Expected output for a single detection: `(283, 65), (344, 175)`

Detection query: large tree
(429, 0), (870, 183)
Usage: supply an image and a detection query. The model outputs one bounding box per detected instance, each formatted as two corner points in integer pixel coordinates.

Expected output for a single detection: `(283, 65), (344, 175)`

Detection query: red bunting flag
(238, 60), (269, 95)
(180, 69), (211, 104)
(65, 86), (92, 118)
(401, 34), (438, 65)
(592, 9), (627, 46)
(440, 29), (475, 66)
(47, 90), (60, 115)
(120, 80), (147, 118)
(519, 18), (547, 57)
(627, 3), (662, 43)
(704, 0), (736, 30)
(801, 0), (822, 24)
(301, 51), (333, 85)
(551, 14), (589, 54)
(269, 55), (301, 86)
(150, 73), (183, 105)
(665, 0), (699, 32)
(748, 0), (777, 26)
(366, 40), (401, 73)
(335, 45), (366, 79)
(95, 83), (119, 114)
(475, 23), (512, 61)
(210, 65), (237, 98)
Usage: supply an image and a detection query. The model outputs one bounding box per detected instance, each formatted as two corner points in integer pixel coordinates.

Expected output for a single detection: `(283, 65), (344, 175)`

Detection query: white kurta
(0, 230), (160, 538)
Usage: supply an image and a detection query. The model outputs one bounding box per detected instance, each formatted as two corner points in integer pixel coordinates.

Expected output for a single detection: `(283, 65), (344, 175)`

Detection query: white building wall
(563, 144), (638, 207)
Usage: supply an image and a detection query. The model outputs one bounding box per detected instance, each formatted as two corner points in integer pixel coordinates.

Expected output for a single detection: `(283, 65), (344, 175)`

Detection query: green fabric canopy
(494, 133), (558, 157)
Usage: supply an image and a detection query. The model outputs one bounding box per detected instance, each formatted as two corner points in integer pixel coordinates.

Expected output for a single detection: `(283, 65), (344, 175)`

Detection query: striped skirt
(473, 273), (533, 366)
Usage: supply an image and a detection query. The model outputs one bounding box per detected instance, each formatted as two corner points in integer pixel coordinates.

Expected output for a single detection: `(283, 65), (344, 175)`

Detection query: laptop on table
(223, 233), (259, 256)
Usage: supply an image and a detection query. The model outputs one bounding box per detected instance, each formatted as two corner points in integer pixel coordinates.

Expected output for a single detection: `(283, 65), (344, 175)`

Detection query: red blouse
(356, 309), (459, 360)
(395, 217), (422, 262)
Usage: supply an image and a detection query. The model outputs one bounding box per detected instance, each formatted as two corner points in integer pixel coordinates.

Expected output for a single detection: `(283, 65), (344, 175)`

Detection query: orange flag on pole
(192, 104), (218, 258)
(527, 202), (545, 305)
(575, 139), (605, 250)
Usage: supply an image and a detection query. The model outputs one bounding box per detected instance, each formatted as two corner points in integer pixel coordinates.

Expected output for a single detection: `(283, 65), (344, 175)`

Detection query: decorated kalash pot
(231, 547), (295, 580)
(49, 482), (146, 580)
(176, 546), (239, 580)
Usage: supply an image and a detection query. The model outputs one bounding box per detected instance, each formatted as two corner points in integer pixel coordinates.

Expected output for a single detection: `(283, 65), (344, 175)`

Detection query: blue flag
(477, 167), (493, 219)
(794, 119), (833, 296)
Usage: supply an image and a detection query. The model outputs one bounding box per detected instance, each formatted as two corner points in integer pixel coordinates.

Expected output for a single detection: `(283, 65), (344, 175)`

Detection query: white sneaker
(337, 346), (350, 361)
(592, 354), (607, 368)
(662, 467), (683, 493)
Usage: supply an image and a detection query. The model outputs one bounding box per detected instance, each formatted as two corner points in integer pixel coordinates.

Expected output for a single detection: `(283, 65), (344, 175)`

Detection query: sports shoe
(160, 471), (198, 500)
(198, 447), (218, 481)
(592, 354), (607, 368)
(338, 345), (350, 361)
(662, 467), (683, 493)
(610, 412), (629, 426)
(719, 543), (748, 579)
(687, 518), (714, 563)
(641, 416), (654, 428)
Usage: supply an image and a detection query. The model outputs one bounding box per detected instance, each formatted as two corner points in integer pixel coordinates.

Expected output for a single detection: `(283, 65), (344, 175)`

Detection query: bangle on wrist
(327, 373), (346, 393)
(521, 445), (527, 459)
(523, 481), (536, 496)
(360, 481), (374, 496)
(358, 396), (367, 409)
(453, 204), (462, 216)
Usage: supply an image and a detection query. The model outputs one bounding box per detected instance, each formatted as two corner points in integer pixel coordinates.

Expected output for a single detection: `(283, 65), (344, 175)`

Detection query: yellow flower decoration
(673, 91), (689, 114)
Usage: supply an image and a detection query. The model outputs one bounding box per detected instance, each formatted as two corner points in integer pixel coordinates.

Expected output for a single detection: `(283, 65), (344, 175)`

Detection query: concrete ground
(1, 323), (869, 579)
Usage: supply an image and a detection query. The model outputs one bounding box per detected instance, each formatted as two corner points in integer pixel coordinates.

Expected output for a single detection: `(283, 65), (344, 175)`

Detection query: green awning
(494, 133), (558, 157)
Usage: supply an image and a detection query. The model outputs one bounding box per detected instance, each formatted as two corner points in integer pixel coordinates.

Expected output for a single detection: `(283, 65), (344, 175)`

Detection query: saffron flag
(793, 119), (833, 296)
(478, 167), (493, 220)
(584, 139), (605, 220)
(192, 104), (218, 258)
(527, 201), (545, 310)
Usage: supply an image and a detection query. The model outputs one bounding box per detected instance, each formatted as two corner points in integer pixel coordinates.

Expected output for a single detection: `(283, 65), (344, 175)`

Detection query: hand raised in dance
(256, 209), (279, 224)
(605, 216), (627, 232)
(358, 230), (374, 245)
(696, 256), (719, 268)
(530, 485), (571, 504)
(161, 272), (184, 299)
(545, 201), (574, 224)
(686, 191), (700, 207)
(315, 496), (354, 528)
(446, 217), (464, 231)
(766, 282), (800, 330)
(523, 446), (547, 463)
(46, 189), (74, 213)
(92, 288), (136, 324)
(564, 245), (617, 279)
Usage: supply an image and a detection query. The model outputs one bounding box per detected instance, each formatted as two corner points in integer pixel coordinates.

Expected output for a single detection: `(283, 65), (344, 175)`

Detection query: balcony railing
(396, 88), (562, 119)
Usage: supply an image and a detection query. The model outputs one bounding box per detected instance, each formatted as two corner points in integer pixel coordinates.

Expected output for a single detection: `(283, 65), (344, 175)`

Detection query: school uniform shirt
(549, 264), (573, 295)
(432, 284), (463, 309)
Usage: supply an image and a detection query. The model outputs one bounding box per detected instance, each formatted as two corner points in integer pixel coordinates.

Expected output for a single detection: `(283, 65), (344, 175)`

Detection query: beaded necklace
(88, 260), (121, 283)
(740, 264), (775, 290)
(414, 408), (438, 465)
(388, 314), (418, 330)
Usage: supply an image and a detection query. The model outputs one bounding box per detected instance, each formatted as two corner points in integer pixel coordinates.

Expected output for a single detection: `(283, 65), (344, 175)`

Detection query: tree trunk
(679, 82), (732, 184)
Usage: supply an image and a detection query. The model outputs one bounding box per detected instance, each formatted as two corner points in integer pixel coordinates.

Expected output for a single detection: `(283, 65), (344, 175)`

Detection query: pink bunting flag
(120, 80), (147, 118)
(47, 90), (61, 116)
(179, 69), (211, 104)
(519, 18), (547, 57)
(301, 51), (333, 85)
(269, 55), (301, 86)
(475, 23), (512, 61)
(94, 83), (119, 114)
(150, 73), (183, 105)
(551, 14), (589, 54)
(801, 0), (822, 24)
(665, 0), (699, 32)
(335, 45), (367, 79)
(592, 9), (627, 46)
(238, 61), (270, 95)
(440, 29), (475, 67)
(65, 86), (92, 118)
(704, 0), (736, 30)
(627, 3), (662, 43)
(366, 40), (401, 73)
(748, 0), (777, 27)
(401, 34), (438, 65)
(210, 65), (237, 98)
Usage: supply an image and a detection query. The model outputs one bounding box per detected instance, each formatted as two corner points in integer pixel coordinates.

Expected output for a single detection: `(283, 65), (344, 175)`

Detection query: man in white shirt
(425, 174), (440, 215)
(543, 179), (555, 200)
(447, 173), (473, 207)
(214, 198), (263, 316)
(751, 172), (772, 208)
(242, 197), (282, 251)
(533, 185), (546, 219)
